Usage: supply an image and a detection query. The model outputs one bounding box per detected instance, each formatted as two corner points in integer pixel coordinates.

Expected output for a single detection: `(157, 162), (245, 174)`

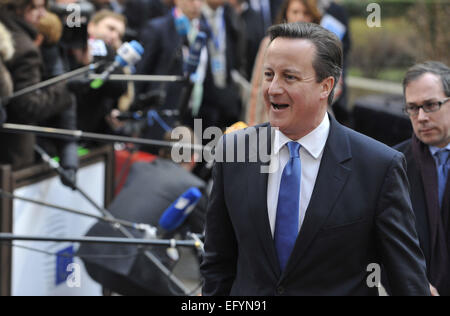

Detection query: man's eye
(285, 75), (297, 80)
(424, 103), (437, 109)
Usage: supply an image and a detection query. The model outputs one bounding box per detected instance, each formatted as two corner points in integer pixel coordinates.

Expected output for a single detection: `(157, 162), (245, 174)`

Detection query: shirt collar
(202, 5), (223, 19)
(274, 113), (331, 159)
(429, 143), (450, 156)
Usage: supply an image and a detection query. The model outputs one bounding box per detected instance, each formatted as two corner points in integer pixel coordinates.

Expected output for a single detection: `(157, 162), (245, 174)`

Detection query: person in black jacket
(133, 0), (205, 151)
(201, 22), (429, 296)
(124, 0), (172, 40)
(135, 0), (205, 111)
(395, 61), (450, 296)
(68, 9), (128, 137)
(228, 0), (265, 79)
(199, 0), (247, 130)
(136, 0), (247, 134)
(0, 0), (72, 170)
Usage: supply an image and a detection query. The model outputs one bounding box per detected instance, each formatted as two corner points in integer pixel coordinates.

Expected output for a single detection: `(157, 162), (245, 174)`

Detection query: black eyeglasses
(404, 97), (450, 117)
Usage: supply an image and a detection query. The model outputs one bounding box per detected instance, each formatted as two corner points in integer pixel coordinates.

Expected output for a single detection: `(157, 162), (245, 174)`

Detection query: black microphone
(176, 32), (207, 122)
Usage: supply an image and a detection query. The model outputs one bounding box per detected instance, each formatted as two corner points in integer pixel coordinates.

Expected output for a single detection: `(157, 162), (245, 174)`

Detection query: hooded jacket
(0, 10), (71, 169)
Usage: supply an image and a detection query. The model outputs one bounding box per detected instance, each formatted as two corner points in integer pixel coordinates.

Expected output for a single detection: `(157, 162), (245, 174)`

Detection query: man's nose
(417, 107), (429, 122)
(268, 77), (283, 96)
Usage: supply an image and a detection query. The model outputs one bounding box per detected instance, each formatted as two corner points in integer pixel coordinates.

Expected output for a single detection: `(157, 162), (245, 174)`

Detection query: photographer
(0, 0), (72, 170)
(63, 9), (128, 137)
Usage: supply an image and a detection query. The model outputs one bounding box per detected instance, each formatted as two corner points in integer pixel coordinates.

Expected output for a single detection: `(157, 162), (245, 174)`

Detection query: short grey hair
(267, 22), (343, 105)
(403, 61), (450, 97)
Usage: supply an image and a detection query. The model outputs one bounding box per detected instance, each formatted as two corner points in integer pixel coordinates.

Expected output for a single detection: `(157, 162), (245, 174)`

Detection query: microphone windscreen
(116, 41), (144, 67)
(159, 187), (202, 232)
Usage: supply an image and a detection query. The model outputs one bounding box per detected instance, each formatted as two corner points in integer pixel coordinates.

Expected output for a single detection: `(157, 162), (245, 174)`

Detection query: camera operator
(62, 9), (128, 138)
(0, 0), (72, 170)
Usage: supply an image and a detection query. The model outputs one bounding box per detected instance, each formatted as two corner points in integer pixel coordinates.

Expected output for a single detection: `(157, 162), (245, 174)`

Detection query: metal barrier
(0, 145), (114, 296)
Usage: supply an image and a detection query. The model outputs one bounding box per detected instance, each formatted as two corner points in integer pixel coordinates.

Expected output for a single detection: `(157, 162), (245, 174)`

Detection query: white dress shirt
(267, 113), (331, 236)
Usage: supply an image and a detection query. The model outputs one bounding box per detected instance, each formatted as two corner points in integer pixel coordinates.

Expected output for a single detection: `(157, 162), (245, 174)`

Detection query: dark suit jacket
(198, 4), (247, 129)
(136, 7), (247, 128)
(135, 12), (185, 110)
(201, 116), (430, 296)
(394, 140), (432, 270)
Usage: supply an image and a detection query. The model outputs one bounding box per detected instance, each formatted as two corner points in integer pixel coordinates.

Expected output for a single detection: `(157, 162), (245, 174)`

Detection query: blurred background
(344, 0), (449, 105)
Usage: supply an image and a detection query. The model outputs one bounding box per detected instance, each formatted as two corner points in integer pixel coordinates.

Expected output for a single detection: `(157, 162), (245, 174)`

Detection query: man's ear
(320, 76), (335, 101)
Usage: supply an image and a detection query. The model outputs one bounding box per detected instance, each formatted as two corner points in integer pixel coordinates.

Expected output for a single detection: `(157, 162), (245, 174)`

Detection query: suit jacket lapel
(282, 117), (352, 279)
(247, 124), (281, 277)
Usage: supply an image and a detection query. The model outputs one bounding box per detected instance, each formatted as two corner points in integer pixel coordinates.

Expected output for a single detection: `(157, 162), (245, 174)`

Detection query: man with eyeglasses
(395, 61), (450, 296)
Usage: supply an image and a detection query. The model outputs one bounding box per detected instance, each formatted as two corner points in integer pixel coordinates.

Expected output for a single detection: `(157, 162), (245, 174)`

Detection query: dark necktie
(274, 141), (301, 271)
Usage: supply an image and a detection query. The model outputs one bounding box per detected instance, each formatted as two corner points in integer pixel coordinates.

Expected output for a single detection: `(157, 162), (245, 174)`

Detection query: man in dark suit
(395, 61), (450, 296)
(133, 0), (205, 151)
(200, 0), (247, 130)
(200, 22), (430, 296)
(135, 0), (205, 110)
(136, 0), (246, 136)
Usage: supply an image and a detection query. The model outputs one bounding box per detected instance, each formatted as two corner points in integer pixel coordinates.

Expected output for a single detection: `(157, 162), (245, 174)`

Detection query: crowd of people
(0, 0), (449, 296)
(0, 0), (351, 170)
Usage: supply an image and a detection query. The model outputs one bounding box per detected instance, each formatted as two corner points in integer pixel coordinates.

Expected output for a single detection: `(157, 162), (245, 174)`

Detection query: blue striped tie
(274, 142), (301, 271)
(436, 149), (450, 208)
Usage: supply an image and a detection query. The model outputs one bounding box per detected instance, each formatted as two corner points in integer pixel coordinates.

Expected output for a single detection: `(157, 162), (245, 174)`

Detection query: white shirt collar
(202, 5), (224, 19)
(273, 113), (331, 159)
